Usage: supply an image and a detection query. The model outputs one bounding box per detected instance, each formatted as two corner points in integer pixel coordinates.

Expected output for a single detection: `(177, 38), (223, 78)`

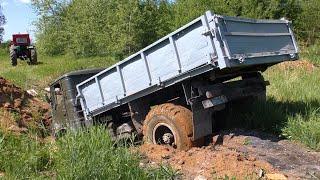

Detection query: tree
(0, 4), (6, 43)
(295, 0), (320, 45)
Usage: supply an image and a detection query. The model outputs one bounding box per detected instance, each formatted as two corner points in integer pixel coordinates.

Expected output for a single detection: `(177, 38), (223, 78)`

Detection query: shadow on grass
(214, 97), (320, 136)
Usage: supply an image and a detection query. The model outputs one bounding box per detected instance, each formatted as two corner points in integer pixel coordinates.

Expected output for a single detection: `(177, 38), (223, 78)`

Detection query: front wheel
(10, 45), (17, 66)
(30, 49), (38, 65)
(143, 103), (194, 150)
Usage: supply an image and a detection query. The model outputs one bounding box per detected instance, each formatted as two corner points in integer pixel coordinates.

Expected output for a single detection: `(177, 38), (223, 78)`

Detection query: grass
(0, 131), (52, 179)
(0, 127), (179, 179)
(0, 50), (117, 91)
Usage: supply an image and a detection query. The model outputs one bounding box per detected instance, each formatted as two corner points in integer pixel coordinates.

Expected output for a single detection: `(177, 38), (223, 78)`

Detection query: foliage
(32, 0), (319, 58)
(172, 0), (301, 27)
(32, 0), (174, 57)
(295, 0), (320, 45)
(0, 3), (6, 43)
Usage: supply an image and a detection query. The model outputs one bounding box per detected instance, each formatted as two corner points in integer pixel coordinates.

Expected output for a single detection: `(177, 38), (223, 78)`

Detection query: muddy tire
(10, 45), (17, 66)
(143, 103), (194, 150)
(30, 48), (37, 65)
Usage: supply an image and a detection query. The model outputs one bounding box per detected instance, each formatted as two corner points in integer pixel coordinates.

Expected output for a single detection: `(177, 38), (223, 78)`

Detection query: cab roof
(50, 68), (105, 86)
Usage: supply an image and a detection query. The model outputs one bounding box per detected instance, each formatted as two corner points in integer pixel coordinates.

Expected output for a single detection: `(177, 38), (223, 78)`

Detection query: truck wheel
(242, 72), (266, 102)
(30, 49), (38, 65)
(143, 103), (194, 150)
(10, 45), (17, 66)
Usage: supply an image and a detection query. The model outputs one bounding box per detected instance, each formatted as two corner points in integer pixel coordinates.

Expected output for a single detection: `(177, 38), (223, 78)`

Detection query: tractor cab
(49, 68), (104, 135)
(12, 34), (31, 46)
(10, 33), (37, 66)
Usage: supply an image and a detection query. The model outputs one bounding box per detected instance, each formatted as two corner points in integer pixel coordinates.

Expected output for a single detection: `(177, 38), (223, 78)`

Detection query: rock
(44, 87), (50, 92)
(265, 173), (287, 180)
(258, 169), (265, 178)
(139, 162), (145, 168)
(194, 175), (207, 180)
(3, 102), (11, 108)
(27, 89), (38, 97)
(177, 159), (185, 165)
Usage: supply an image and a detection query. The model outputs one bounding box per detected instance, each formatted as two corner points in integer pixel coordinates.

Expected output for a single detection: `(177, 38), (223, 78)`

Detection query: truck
(49, 11), (299, 150)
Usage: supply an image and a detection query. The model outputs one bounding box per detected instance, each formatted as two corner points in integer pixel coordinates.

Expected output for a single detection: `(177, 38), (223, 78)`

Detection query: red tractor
(10, 34), (37, 66)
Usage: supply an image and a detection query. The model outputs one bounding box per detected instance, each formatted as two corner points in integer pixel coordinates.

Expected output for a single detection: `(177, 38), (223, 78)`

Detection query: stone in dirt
(26, 89), (38, 97)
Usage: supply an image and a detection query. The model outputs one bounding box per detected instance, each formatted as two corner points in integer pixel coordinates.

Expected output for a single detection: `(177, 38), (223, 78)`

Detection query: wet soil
(137, 129), (320, 179)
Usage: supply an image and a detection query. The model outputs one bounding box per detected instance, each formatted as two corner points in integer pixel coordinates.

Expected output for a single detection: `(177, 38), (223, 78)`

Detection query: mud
(138, 130), (320, 179)
(0, 77), (51, 134)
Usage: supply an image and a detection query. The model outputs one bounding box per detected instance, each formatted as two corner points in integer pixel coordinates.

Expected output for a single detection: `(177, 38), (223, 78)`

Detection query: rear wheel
(30, 48), (37, 65)
(242, 72), (266, 101)
(10, 45), (17, 66)
(143, 103), (194, 150)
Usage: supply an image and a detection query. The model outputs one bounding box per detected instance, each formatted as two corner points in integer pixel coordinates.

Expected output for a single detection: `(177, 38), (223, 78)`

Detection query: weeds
(0, 131), (53, 179)
(0, 127), (178, 179)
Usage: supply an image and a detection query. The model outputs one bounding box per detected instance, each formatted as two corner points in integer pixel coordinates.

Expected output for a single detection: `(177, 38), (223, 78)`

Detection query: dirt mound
(277, 60), (316, 71)
(139, 144), (276, 179)
(137, 130), (320, 179)
(0, 77), (51, 135)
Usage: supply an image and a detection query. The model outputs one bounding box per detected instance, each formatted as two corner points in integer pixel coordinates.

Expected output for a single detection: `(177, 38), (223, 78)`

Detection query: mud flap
(190, 98), (213, 141)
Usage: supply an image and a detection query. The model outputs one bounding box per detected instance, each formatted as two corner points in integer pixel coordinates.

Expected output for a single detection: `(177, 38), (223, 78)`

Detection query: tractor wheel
(10, 45), (17, 66)
(30, 49), (38, 65)
(143, 103), (194, 150)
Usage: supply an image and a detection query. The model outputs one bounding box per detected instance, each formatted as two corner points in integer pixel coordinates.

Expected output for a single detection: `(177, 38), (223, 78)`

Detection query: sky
(1, 0), (37, 42)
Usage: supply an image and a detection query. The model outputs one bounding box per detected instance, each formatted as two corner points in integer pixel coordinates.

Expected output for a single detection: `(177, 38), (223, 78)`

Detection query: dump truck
(49, 11), (299, 150)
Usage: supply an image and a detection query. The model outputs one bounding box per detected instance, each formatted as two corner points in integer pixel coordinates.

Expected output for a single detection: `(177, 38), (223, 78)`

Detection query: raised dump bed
(76, 10), (298, 120)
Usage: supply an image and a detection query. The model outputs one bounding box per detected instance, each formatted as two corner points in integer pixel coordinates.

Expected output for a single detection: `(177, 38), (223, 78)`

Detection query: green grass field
(0, 44), (319, 178)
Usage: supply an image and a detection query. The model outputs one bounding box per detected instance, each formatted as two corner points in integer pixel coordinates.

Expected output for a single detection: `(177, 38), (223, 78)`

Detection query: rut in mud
(0, 77), (51, 134)
(137, 129), (320, 179)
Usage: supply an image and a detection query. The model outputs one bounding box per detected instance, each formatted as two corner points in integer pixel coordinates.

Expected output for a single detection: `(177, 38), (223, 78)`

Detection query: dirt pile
(139, 143), (276, 179)
(278, 60), (317, 71)
(0, 77), (51, 134)
(137, 130), (320, 179)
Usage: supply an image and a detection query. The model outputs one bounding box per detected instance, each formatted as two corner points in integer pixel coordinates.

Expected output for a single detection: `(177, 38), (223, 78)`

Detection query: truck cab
(49, 68), (104, 135)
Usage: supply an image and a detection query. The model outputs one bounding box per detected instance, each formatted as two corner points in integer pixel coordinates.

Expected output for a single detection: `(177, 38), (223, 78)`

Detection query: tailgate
(212, 15), (299, 68)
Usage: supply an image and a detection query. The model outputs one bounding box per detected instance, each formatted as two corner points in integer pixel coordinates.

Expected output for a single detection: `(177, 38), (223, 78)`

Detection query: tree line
(31, 0), (320, 58)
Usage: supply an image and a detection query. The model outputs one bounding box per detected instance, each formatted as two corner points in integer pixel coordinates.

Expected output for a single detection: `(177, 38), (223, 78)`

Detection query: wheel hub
(162, 132), (174, 144)
(153, 123), (176, 147)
